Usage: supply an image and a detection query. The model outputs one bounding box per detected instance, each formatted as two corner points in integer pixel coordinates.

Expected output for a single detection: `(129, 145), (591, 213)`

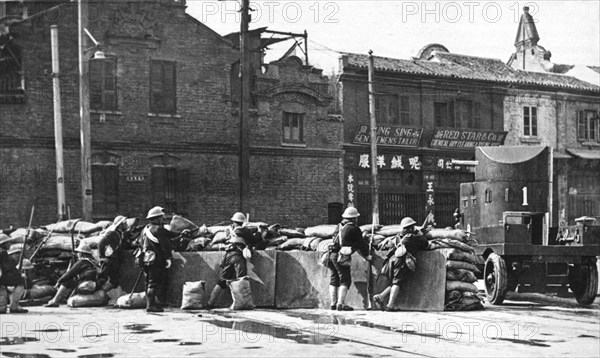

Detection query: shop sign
(430, 129), (507, 148)
(354, 125), (423, 147)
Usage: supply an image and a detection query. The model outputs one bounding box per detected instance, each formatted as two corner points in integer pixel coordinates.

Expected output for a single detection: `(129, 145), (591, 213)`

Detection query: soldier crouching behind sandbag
(205, 212), (249, 309)
(326, 207), (372, 311)
(0, 234), (29, 313)
(372, 217), (431, 311)
(140, 206), (188, 313)
(45, 242), (100, 308)
(97, 215), (127, 295)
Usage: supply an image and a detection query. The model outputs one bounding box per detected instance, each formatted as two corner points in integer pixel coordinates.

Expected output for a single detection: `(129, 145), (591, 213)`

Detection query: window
(151, 166), (190, 214)
(92, 164), (119, 215)
(375, 94), (399, 124)
(399, 96), (410, 125)
(455, 100), (473, 128)
(434, 102), (454, 127)
(578, 110), (599, 142)
(523, 106), (538, 137)
(90, 58), (117, 111)
(473, 102), (481, 129)
(283, 112), (304, 144)
(230, 61), (240, 106)
(150, 60), (176, 114)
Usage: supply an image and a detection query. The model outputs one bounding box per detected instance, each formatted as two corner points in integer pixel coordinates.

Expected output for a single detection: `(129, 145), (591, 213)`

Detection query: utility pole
(368, 50), (379, 225)
(239, 0), (250, 212)
(50, 25), (66, 220)
(78, 0), (93, 221)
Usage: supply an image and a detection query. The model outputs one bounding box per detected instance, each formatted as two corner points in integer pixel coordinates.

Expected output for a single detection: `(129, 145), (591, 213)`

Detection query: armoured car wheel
(569, 262), (598, 306)
(484, 253), (508, 305)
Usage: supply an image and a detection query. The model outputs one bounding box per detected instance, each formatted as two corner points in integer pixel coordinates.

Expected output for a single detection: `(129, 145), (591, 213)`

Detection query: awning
(566, 148), (600, 160)
(479, 146), (546, 164)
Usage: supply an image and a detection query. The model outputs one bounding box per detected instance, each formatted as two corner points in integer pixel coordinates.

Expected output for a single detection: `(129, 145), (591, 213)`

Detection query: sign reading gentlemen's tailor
(354, 125), (423, 147)
(430, 128), (507, 148)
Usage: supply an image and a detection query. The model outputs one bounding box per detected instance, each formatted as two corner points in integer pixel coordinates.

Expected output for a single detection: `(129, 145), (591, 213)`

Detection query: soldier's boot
(146, 288), (163, 313)
(336, 285), (353, 311)
(101, 281), (115, 293)
(205, 286), (222, 309)
(329, 285), (338, 310)
(9, 286), (28, 313)
(44, 285), (71, 308)
(373, 286), (391, 311)
(386, 285), (402, 312)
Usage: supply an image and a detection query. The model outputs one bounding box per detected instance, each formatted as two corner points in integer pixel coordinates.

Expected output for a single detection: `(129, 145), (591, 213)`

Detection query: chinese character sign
(347, 174), (355, 206)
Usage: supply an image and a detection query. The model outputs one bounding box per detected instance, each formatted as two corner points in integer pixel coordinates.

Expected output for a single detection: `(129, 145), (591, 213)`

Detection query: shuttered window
(282, 112), (304, 144)
(375, 94), (399, 124)
(89, 58), (117, 111)
(92, 164), (119, 215)
(434, 102), (455, 127)
(150, 60), (176, 114)
(523, 106), (538, 137)
(151, 166), (190, 215)
(577, 110), (599, 141)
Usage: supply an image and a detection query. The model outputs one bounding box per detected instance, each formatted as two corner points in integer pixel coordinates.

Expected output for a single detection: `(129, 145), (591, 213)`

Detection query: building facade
(0, 0), (344, 227)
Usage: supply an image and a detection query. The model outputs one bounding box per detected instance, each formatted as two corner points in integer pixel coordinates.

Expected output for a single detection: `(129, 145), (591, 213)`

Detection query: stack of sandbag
(25, 284), (57, 303)
(427, 228), (484, 311)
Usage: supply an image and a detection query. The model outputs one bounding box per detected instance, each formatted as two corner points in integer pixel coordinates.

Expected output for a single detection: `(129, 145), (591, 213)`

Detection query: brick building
(0, 0), (343, 227)
(504, 7), (600, 224)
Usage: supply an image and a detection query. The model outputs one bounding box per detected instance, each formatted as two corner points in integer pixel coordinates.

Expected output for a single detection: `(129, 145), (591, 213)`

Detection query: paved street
(1, 292), (598, 358)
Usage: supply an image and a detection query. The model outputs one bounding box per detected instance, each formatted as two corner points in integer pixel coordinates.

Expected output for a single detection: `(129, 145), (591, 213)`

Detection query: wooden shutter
(164, 61), (176, 113)
(151, 166), (167, 207)
(89, 59), (103, 110)
(103, 60), (117, 110)
(176, 169), (190, 215)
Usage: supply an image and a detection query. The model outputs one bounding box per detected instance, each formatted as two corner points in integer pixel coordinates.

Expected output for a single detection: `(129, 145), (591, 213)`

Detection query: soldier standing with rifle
(0, 234), (28, 313)
(98, 215), (127, 294)
(139, 206), (189, 313)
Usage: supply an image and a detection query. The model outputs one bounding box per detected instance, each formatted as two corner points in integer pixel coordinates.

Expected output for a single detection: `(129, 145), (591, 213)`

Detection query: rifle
(366, 224), (375, 310)
(17, 206), (35, 272)
(29, 219), (60, 261)
(68, 219), (82, 270)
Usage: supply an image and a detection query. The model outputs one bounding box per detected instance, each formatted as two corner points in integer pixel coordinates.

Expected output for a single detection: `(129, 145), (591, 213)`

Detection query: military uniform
(98, 229), (122, 288)
(327, 219), (369, 288)
(141, 223), (178, 306)
(0, 249), (24, 287)
(56, 258), (98, 290)
(216, 225), (248, 289)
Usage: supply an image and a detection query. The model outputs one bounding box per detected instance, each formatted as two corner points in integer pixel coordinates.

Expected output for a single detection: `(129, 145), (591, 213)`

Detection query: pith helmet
(342, 206), (360, 219)
(21, 259), (34, 270)
(230, 212), (246, 223)
(113, 215), (127, 229)
(0, 233), (13, 245)
(146, 206), (165, 219)
(400, 217), (417, 230)
(74, 242), (93, 255)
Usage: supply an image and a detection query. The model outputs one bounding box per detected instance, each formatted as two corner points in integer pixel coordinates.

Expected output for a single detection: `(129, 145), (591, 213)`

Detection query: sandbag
(446, 268), (478, 283)
(26, 285), (57, 299)
(304, 225), (337, 238)
(279, 228), (305, 239)
(67, 290), (108, 307)
(446, 260), (480, 273)
(115, 292), (146, 309)
(181, 281), (205, 310)
(228, 276), (254, 310)
(79, 235), (102, 247)
(425, 228), (468, 241)
(207, 226), (229, 236)
(316, 238), (334, 252)
(186, 237), (212, 251)
(445, 280), (479, 293)
(9, 228), (48, 243)
(437, 248), (480, 265)
(0, 286), (7, 312)
(243, 222), (268, 230)
(40, 235), (79, 251)
(276, 238), (304, 251)
(301, 237), (321, 251)
(376, 225), (404, 237)
(205, 243), (227, 251)
(211, 231), (228, 245)
(360, 224), (383, 233)
(170, 215), (199, 233)
(445, 295), (484, 311)
(267, 236), (287, 247)
(45, 220), (100, 235)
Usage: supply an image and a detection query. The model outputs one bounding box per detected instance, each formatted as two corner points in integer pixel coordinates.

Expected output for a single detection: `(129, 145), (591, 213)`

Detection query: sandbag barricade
(428, 234), (485, 311)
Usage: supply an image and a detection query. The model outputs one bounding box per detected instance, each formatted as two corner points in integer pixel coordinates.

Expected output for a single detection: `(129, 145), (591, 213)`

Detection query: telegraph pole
(50, 25), (66, 220)
(239, 0), (250, 212)
(78, 0), (93, 221)
(368, 50), (379, 225)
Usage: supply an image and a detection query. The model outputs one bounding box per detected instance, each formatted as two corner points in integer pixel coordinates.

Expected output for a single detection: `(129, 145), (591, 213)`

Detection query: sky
(186, 0), (600, 73)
